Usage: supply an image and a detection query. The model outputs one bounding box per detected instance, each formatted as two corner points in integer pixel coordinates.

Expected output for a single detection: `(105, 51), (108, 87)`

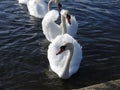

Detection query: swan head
(56, 42), (73, 55)
(49, 0), (62, 10)
(55, 0), (62, 10)
(61, 9), (71, 24)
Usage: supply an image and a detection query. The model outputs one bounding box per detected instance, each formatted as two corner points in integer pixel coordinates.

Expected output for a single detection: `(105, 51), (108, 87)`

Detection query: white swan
(42, 9), (78, 42)
(47, 9), (82, 79)
(27, 0), (62, 18)
(48, 34), (82, 79)
(18, 0), (29, 4)
(18, 0), (71, 5)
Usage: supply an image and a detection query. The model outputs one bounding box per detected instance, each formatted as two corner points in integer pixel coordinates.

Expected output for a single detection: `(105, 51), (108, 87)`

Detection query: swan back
(18, 0), (28, 4)
(27, 0), (48, 18)
(43, 9), (59, 21)
(66, 15), (78, 37)
(48, 34), (82, 78)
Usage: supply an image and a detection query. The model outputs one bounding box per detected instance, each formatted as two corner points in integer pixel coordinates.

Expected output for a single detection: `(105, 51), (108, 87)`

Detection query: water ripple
(0, 0), (120, 89)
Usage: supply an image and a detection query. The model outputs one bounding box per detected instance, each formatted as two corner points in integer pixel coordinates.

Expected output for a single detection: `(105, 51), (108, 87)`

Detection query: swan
(48, 34), (82, 79)
(42, 9), (78, 42)
(27, 0), (62, 18)
(18, 0), (29, 4)
(18, 0), (70, 5)
(47, 8), (82, 79)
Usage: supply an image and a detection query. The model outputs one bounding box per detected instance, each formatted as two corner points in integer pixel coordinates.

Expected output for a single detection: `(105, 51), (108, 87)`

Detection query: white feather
(27, 0), (48, 18)
(48, 34), (82, 79)
(42, 9), (78, 42)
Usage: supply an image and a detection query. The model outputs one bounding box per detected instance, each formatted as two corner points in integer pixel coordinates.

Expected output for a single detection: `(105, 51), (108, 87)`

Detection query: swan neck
(61, 44), (74, 79)
(48, 0), (53, 11)
(61, 15), (67, 34)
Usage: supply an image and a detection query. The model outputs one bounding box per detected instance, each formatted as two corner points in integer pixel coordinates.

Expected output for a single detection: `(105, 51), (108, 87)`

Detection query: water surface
(0, 0), (120, 89)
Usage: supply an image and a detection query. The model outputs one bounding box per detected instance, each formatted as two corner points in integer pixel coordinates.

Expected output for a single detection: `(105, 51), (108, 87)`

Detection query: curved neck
(61, 44), (74, 79)
(61, 15), (67, 34)
(48, 0), (53, 11)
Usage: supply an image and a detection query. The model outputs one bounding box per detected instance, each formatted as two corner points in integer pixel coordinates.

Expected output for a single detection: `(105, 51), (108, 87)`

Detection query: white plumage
(48, 34), (82, 79)
(27, 0), (62, 18)
(18, 0), (29, 4)
(42, 9), (78, 42)
(18, 0), (61, 18)
(27, 0), (48, 18)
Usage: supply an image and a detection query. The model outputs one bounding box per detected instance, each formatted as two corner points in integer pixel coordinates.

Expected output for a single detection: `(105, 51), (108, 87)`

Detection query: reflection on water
(0, 0), (120, 89)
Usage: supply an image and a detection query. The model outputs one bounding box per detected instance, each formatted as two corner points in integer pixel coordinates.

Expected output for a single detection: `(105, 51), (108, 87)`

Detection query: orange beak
(56, 48), (64, 55)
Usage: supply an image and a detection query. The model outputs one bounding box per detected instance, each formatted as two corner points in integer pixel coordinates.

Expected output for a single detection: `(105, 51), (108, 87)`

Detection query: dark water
(0, 0), (120, 90)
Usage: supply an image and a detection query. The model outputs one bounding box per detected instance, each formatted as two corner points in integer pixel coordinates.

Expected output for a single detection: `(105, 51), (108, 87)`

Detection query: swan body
(27, 0), (62, 18)
(42, 10), (61, 42)
(18, 0), (70, 6)
(48, 34), (82, 79)
(42, 9), (78, 42)
(18, 0), (29, 4)
(27, 0), (48, 18)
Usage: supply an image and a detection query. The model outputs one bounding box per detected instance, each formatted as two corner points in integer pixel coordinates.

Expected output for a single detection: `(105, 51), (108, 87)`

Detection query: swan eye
(56, 46), (66, 55)
(60, 46), (66, 51)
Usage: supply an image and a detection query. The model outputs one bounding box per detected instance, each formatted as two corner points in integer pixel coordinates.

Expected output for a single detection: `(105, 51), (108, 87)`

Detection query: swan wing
(69, 39), (82, 77)
(48, 34), (82, 77)
(66, 15), (78, 37)
(27, 0), (48, 18)
(42, 10), (61, 42)
(18, 0), (28, 4)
